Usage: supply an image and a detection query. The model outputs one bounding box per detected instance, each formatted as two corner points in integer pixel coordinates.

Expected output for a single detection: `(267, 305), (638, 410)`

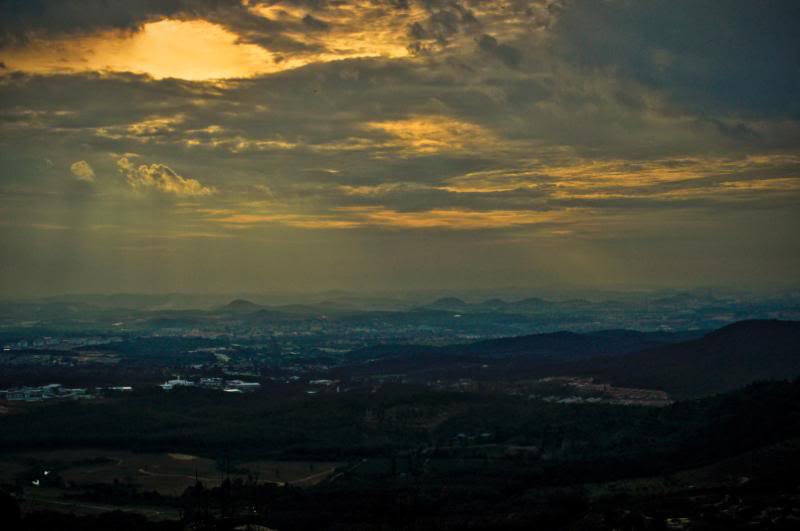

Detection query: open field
(19, 487), (181, 521)
(0, 449), (342, 494)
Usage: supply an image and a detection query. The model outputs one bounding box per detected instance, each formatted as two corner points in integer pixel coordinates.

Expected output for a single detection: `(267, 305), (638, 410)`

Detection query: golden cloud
(0, 6), (420, 81)
(363, 116), (501, 155)
(117, 157), (214, 196)
(2, 19), (275, 80)
(337, 183), (430, 196)
(720, 177), (800, 191)
(70, 160), (96, 182)
(443, 154), (800, 196)
(126, 115), (185, 136)
(0, 1), (552, 80)
(543, 155), (800, 188)
(208, 206), (567, 231)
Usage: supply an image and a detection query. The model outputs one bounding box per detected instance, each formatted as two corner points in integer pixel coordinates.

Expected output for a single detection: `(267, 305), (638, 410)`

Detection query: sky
(0, 0), (798, 296)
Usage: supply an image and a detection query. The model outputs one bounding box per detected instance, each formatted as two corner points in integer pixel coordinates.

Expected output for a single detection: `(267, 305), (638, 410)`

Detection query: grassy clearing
(1, 449), (342, 494)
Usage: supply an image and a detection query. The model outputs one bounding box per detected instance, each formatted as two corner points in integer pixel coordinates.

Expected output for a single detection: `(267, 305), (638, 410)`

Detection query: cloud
(0, 1), (554, 80)
(2, 19), (275, 80)
(0, 2), (798, 293)
(69, 160), (95, 182)
(117, 157), (214, 196)
(0, 0), (245, 45)
(339, 207), (566, 230)
(208, 206), (568, 231)
(552, 0), (800, 117)
(301, 14), (329, 31)
(362, 115), (503, 155)
(407, 1), (479, 46)
(476, 34), (522, 69)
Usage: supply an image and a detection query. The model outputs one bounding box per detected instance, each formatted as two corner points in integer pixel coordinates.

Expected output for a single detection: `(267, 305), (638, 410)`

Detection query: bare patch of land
(0, 449), (342, 495)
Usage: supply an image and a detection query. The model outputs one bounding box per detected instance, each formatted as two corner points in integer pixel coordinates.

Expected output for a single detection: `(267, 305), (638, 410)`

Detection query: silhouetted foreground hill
(567, 320), (800, 398)
(3, 379), (800, 530)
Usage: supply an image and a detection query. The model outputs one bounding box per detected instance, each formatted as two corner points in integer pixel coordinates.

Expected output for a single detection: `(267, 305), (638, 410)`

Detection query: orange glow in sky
(1, 9), (421, 81)
(3, 19), (275, 80)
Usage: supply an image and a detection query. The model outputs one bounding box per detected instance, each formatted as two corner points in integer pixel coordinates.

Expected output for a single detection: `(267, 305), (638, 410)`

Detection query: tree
(0, 491), (21, 531)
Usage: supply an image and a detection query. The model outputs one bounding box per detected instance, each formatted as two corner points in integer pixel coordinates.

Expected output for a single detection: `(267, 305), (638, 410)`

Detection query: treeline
(2, 380), (799, 472)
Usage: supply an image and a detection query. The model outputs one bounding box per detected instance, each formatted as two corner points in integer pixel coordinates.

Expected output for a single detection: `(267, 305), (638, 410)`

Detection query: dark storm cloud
(476, 34), (522, 69)
(405, 0), (480, 53)
(0, 0), (336, 55)
(0, 0), (244, 45)
(203, 3), (328, 54)
(301, 13), (329, 31)
(552, 0), (800, 118)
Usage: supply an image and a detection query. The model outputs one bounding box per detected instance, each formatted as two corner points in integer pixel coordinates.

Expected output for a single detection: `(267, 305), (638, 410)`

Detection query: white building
(226, 380), (261, 392)
(160, 378), (195, 391)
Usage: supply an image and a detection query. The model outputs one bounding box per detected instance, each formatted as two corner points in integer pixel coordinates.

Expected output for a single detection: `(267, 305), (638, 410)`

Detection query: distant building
(7, 387), (42, 401)
(158, 377), (260, 392)
(309, 379), (337, 386)
(0, 383), (93, 402)
(199, 377), (224, 389)
(41, 384), (63, 398)
(160, 378), (195, 391)
(226, 380), (261, 392)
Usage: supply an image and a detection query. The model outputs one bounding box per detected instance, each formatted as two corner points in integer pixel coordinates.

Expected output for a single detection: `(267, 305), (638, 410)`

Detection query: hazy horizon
(4, 283), (799, 307)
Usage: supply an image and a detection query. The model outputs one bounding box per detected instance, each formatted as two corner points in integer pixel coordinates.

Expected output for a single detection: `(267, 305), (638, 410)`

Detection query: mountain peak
(222, 299), (262, 312)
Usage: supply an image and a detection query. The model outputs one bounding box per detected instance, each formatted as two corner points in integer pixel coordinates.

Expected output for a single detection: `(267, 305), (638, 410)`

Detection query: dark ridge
(564, 319), (800, 398)
(220, 299), (263, 312)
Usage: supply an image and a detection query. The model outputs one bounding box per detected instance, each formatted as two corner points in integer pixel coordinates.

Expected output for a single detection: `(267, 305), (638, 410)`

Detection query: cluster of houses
(160, 377), (261, 393)
(2, 336), (122, 351)
(531, 376), (673, 407)
(1, 379), (263, 400)
(0, 383), (93, 402)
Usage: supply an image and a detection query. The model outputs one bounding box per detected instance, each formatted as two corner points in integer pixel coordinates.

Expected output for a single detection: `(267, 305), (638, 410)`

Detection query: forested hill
(348, 328), (697, 363)
(564, 320), (800, 398)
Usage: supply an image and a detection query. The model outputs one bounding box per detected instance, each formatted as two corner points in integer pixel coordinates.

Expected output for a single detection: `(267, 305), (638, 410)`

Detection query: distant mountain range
(3, 290), (797, 334)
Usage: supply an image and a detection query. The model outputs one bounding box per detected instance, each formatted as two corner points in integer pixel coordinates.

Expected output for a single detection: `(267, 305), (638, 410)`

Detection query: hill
(218, 299), (264, 313)
(447, 329), (694, 360)
(341, 329), (698, 379)
(566, 320), (800, 398)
